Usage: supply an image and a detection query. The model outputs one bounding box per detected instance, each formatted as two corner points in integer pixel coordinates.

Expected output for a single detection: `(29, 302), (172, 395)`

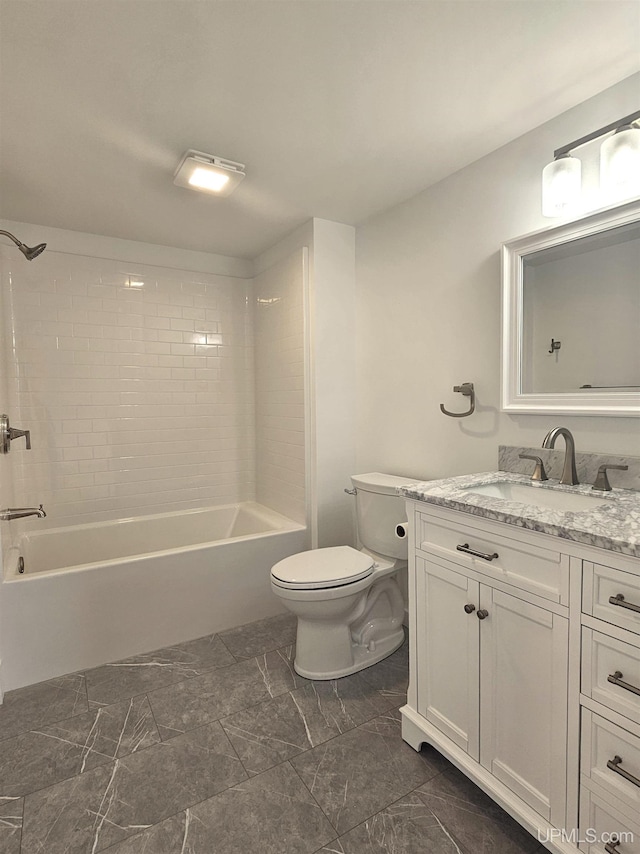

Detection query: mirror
(501, 199), (640, 416)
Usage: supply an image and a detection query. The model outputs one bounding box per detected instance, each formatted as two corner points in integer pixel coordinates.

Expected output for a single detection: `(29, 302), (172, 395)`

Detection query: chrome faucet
(541, 427), (579, 486)
(0, 505), (46, 521)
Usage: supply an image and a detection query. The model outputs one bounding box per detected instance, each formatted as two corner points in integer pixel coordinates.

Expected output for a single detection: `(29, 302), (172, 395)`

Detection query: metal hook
(440, 382), (475, 418)
(548, 338), (561, 354)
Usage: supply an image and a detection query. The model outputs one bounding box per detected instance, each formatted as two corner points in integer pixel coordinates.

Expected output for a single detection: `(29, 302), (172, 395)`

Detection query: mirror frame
(501, 198), (640, 417)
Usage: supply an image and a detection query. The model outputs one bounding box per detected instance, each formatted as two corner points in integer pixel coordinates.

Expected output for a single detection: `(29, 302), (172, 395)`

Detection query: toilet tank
(350, 472), (414, 560)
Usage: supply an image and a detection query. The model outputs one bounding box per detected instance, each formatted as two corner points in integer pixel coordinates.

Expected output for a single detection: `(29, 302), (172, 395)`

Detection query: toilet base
(293, 625), (405, 680)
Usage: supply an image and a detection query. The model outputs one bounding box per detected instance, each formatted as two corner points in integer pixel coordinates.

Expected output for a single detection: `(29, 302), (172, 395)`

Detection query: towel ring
(440, 383), (475, 418)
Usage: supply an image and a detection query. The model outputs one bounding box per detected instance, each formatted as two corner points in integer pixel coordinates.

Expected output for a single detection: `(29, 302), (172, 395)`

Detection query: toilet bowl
(270, 472), (415, 680)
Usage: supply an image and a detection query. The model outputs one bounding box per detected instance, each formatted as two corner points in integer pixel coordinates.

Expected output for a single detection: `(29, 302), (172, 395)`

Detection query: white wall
(254, 218), (358, 549)
(355, 73), (640, 481)
(310, 220), (357, 547)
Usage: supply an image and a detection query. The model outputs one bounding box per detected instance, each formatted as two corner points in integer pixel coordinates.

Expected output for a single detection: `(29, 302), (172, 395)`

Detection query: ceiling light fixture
(173, 150), (246, 197)
(542, 109), (640, 217)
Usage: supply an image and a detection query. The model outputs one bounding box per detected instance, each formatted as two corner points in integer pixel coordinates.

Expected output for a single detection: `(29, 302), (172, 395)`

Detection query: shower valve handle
(0, 415), (31, 453)
(9, 426), (31, 449)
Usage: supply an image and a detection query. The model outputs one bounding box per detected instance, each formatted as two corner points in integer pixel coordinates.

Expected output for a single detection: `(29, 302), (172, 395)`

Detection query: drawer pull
(607, 755), (640, 789)
(608, 670), (640, 698)
(609, 593), (640, 615)
(456, 543), (499, 562)
(605, 838), (621, 854)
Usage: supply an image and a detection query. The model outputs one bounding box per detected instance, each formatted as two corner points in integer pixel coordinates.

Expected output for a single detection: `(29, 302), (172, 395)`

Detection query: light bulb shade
(600, 126), (640, 203)
(542, 155), (581, 217)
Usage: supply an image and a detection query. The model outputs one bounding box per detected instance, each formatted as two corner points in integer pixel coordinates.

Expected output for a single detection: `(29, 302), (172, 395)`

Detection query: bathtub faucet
(0, 504), (46, 521)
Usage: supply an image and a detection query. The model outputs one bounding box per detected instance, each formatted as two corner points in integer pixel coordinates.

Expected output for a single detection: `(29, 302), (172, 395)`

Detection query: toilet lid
(271, 546), (375, 590)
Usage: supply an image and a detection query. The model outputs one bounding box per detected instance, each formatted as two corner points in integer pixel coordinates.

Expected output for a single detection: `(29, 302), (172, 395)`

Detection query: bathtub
(0, 502), (307, 692)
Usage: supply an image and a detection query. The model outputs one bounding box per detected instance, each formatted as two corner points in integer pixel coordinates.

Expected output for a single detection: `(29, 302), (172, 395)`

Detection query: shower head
(0, 230), (47, 261)
(19, 242), (46, 260)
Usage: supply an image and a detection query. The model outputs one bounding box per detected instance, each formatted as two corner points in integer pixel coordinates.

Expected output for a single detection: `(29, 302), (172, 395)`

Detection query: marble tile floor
(0, 612), (549, 854)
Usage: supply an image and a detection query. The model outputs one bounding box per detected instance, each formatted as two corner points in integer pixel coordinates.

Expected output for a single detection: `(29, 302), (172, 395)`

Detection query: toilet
(270, 472), (414, 680)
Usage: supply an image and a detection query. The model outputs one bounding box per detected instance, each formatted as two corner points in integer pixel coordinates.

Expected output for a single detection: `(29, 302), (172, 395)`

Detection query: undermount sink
(462, 481), (611, 513)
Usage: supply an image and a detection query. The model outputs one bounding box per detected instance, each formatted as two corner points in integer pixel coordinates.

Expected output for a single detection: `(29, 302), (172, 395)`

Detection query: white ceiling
(1, 0), (639, 259)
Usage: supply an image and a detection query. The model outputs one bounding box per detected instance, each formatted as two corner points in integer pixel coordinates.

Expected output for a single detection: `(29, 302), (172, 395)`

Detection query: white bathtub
(0, 502), (307, 692)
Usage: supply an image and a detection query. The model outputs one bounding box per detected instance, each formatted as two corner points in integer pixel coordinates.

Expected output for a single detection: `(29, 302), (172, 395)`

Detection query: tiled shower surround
(0, 249), (305, 528)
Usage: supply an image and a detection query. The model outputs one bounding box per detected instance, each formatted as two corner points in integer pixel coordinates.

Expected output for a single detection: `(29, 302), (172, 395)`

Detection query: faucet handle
(1, 415), (31, 452)
(8, 426), (31, 449)
(519, 454), (548, 482)
(592, 464), (628, 492)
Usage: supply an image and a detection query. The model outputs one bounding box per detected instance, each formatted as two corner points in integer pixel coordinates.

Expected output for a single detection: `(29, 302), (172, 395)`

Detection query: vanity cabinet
(580, 560), (640, 852)
(413, 508), (569, 827)
(402, 500), (640, 854)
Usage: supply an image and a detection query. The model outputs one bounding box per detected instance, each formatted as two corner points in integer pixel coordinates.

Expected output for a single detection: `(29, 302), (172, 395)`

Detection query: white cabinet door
(416, 556), (480, 759)
(480, 587), (569, 826)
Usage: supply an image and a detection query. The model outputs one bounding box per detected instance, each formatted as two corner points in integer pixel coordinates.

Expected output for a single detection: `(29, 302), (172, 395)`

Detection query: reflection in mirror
(501, 198), (640, 416)
(521, 221), (640, 393)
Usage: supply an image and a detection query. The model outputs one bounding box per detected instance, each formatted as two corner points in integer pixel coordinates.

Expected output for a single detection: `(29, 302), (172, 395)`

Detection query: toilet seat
(271, 545), (374, 590)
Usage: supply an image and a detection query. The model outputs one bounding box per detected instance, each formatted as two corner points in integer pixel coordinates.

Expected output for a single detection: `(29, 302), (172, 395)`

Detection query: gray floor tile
(415, 766), (541, 854)
(256, 643), (305, 694)
(358, 637), (409, 702)
(0, 798), (22, 854)
(0, 614), (551, 854)
(101, 762), (336, 854)
(85, 633), (235, 706)
(319, 792), (466, 853)
(0, 674), (88, 742)
(221, 672), (403, 776)
(20, 720), (247, 853)
(0, 696), (159, 799)
(147, 656), (280, 739)
(219, 612), (297, 659)
(291, 710), (447, 835)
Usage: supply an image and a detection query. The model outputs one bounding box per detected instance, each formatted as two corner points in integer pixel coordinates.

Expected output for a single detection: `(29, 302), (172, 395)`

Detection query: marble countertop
(398, 471), (640, 559)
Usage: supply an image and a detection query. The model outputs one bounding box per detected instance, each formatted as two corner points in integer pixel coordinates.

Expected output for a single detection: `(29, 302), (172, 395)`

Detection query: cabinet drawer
(579, 787), (640, 854)
(581, 709), (640, 816)
(416, 511), (567, 603)
(582, 628), (640, 726)
(584, 563), (640, 637)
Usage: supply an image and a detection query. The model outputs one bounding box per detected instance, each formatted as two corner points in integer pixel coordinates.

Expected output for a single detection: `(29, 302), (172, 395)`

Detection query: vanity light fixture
(173, 150), (245, 197)
(542, 154), (582, 218)
(542, 109), (640, 217)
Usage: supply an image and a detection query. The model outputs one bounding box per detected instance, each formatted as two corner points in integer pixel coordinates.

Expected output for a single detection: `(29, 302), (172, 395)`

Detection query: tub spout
(0, 504), (46, 520)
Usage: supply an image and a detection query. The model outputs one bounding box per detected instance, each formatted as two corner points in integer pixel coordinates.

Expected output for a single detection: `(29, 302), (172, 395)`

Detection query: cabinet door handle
(607, 670), (640, 697)
(476, 609), (489, 620)
(607, 755), (640, 789)
(609, 593), (640, 614)
(463, 603), (476, 614)
(456, 543), (499, 561)
(605, 837), (621, 853)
